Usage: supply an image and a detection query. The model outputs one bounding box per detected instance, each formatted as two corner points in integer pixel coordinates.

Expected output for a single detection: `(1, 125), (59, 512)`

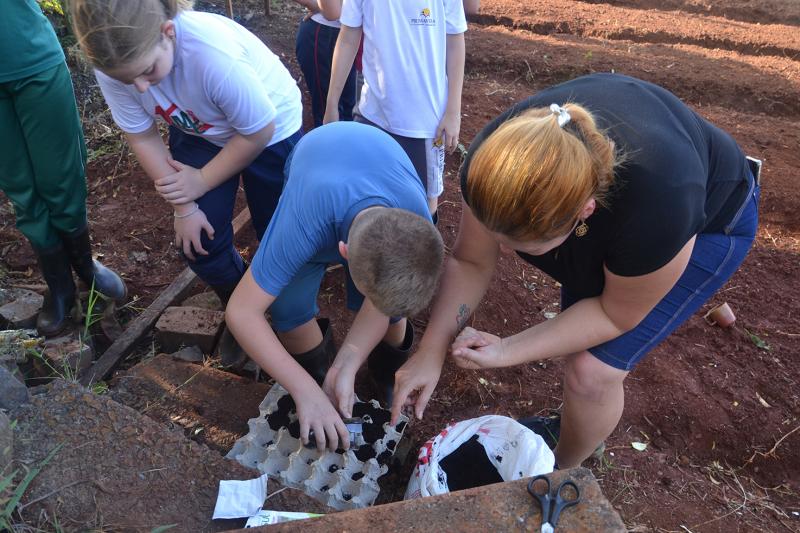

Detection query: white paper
(245, 510), (323, 527)
(212, 473), (269, 519)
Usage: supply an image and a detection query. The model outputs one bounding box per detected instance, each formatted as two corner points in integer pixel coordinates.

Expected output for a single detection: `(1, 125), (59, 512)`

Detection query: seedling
(744, 329), (770, 351)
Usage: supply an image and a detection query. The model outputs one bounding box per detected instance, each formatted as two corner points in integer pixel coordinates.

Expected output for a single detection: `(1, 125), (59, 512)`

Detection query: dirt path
(1, 0), (798, 531)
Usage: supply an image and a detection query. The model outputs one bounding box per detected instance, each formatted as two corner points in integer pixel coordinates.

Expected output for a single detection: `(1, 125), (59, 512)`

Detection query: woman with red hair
(392, 73), (760, 469)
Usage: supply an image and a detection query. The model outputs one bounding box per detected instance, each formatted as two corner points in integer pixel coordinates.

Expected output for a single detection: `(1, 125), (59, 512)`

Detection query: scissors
(527, 475), (581, 533)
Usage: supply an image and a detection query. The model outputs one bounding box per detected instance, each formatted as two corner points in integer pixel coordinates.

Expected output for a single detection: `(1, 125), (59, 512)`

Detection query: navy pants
(168, 127), (302, 286)
(296, 18), (356, 127)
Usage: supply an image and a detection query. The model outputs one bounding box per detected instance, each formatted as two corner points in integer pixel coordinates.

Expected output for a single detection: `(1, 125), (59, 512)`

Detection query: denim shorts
(561, 171), (760, 371)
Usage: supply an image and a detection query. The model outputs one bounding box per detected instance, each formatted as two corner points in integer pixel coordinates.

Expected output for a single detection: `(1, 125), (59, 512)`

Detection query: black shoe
(518, 414), (606, 459)
(61, 226), (126, 301)
(210, 281), (239, 306)
(367, 321), (414, 406)
(292, 318), (336, 385)
(210, 281), (249, 369)
(34, 243), (76, 337)
(518, 414), (562, 450)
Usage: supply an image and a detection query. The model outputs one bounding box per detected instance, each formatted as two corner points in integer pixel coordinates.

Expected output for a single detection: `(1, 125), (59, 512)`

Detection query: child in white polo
(324, 0), (467, 219)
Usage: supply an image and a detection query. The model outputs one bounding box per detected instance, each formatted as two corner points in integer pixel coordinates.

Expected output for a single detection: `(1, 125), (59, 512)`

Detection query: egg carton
(227, 383), (409, 511)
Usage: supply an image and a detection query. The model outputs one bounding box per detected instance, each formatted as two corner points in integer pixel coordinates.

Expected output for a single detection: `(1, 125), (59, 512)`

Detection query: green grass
(0, 443), (63, 530)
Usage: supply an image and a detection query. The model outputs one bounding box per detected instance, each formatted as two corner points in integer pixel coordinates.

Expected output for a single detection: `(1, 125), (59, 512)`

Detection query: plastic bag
(405, 415), (555, 499)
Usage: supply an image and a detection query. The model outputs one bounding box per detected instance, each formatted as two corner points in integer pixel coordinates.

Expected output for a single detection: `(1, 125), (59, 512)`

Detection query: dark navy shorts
(561, 169), (760, 371)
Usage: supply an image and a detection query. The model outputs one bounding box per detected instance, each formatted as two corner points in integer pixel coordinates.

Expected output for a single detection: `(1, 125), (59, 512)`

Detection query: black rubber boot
(291, 318), (337, 386)
(34, 243), (77, 337)
(61, 226), (127, 301)
(367, 320), (414, 406)
(211, 282), (249, 369)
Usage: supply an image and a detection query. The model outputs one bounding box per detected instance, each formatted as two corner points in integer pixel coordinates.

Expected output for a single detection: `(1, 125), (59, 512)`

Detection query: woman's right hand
(295, 387), (351, 451)
(173, 204), (215, 261)
(390, 350), (444, 425)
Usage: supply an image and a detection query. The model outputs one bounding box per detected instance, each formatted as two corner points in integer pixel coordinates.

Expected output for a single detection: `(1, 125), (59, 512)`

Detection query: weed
(0, 443), (63, 530)
(37, 0), (64, 16)
(27, 346), (77, 383)
(744, 329), (770, 351)
(90, 381), (109, 395)
(82, 280), (104, 340)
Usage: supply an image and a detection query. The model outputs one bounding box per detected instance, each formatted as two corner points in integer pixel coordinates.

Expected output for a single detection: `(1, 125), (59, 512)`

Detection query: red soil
(1, 0), (797, 531)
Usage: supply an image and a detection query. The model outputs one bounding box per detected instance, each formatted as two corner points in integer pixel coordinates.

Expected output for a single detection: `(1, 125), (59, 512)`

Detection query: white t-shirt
(311, 13), (341, 28)
(95, 11), (302, 148)
(340, 0), (467, 138)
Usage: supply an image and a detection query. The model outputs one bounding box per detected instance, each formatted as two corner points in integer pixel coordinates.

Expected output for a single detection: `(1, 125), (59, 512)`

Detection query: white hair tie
(550, 103), (571, 128)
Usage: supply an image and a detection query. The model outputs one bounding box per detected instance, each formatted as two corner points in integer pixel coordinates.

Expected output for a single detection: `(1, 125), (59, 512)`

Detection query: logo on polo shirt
(411, 7), (435, 25)
(154, 103), (213, 135)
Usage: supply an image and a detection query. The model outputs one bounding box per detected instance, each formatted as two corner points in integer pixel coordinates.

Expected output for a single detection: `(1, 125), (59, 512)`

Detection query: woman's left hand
(450, 327), (507, 369)
(155, 157), (210, 205)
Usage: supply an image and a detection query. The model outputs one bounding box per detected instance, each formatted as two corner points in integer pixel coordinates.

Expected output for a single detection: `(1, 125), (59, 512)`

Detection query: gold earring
(575, 220), (588, 237)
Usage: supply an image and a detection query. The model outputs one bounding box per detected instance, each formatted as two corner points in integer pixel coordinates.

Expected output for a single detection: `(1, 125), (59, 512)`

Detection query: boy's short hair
(348, 208), (444, 317)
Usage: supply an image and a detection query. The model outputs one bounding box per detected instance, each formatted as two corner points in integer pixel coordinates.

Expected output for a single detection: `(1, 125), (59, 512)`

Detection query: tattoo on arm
(456, 304), (471, 331)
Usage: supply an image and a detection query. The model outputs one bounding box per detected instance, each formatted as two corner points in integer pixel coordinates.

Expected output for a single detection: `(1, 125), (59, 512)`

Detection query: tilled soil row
(464, 25), (800, 119)
(474, 0), (800, 57)
(577, 0), (800, 26)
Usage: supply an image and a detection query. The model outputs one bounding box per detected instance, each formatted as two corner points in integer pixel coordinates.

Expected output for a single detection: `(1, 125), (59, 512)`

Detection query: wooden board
(78, 207), (251, 386)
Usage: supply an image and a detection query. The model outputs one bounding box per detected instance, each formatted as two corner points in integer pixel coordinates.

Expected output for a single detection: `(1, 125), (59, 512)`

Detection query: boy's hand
(155, 157), (211, 205)
(322, 106), (339, 125)
(390, 351), (443, 425)
(435, 109), (461, 153)
(450, 327), (507, 370)
(295, 387), (351, 451)
(322, 364), (357, 418)
(173, 205), (215, 261)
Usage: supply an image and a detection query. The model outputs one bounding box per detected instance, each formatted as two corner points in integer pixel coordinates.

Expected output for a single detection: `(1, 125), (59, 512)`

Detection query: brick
(181, 291), (224, 311)
(42, 333), (94, 374)
(237, 468), (625, 533)
(155, 306), (225, 353)
(0, 288), (43, 329)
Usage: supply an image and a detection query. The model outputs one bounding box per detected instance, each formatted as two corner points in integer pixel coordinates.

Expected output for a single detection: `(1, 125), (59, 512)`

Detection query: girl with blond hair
(392, 73), (760, 469)
(70, 0), (303, 365)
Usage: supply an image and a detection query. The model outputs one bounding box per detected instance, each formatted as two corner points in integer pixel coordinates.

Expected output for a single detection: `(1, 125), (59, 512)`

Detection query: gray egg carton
(227, 383), (409, 511)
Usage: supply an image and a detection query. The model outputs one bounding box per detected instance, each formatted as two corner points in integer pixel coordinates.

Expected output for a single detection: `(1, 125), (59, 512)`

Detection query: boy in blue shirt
(226, 122), (443, 450)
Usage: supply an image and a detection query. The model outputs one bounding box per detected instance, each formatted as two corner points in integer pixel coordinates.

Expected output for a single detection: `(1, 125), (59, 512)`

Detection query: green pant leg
(0, 73), (58, 248)
(0, 62), (88, 248)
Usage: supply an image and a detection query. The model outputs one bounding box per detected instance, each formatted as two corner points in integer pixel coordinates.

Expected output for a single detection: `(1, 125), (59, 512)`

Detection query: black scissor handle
(549, 480), (581, 526)
(527, 475), (553, 523)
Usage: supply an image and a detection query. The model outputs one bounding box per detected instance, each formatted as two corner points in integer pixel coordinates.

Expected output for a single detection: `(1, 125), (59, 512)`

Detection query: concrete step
(9, 379), (327, 532)
(233, 467), (625, 532)
(111, 353), (270, 453)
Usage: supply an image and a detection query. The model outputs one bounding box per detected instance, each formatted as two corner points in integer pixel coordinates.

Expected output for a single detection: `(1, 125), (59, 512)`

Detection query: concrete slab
(111, 354), (271, 453)
(233, 468), (625, 532)
(155, 306), (225, 353)
(10, 380), (327, 531)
